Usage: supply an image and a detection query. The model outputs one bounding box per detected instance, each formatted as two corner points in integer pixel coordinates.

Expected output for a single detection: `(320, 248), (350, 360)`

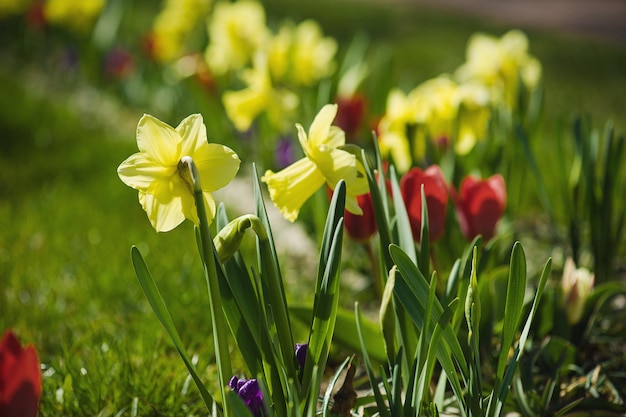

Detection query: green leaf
(130, 246), (215, 411)
(389, 245), (468, 410)
(488, 257), (552, 417)
(355, 302), (392, 417)
(301, 181), (346, 404)
(321, 356), (353, 417)
(497, 242), (527, 380)
(389, 165), (416, 262)
(418, 185), (430, 275)
(252, 164), (297, 386)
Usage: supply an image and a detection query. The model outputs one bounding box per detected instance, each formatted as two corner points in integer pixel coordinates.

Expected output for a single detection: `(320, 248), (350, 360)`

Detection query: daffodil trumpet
(179, 156), (233, 411)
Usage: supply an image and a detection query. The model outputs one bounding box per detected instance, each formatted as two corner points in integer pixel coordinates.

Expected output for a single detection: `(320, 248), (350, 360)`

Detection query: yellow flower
(562, 257), (595, 325)
(222, 53), (299, 132)
(43, 0), (104, 32)
(267, 19), (336, 86)
(455, 29), (541, 109)
(118, 114), (240, 232)
(377, 89), (416, 173)
(262, 104), (369, 222)
(149, 0), (212, 63)
(205, 0), (270, 75)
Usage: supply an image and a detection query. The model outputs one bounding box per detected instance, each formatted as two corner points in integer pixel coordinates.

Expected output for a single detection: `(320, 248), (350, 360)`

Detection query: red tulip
(344, 192), (378, 242)
(334, 94), (367, 142)
(400, 165), (448, 243)
(0, 330), (42, 417)
(453, 174), (506, 241)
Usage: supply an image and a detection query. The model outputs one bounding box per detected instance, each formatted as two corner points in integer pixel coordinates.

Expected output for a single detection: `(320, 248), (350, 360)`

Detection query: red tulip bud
(453, 174), (506, 241)
(344, 192), (378, 242)
(400, 165), (448, 243)
(0, 330), (42, 417)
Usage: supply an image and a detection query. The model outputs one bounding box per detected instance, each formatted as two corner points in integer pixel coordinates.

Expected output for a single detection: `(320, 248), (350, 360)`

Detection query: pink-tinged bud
(0, 329), (42, 417)
(453, 174), (506, 241)
(562, 257), (595, 325)
(400, 165), (448, 243)
(344, 192), (378, 242)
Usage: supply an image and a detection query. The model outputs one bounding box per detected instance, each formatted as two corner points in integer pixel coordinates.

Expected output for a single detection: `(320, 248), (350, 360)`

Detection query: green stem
(182, 156), (232, 414)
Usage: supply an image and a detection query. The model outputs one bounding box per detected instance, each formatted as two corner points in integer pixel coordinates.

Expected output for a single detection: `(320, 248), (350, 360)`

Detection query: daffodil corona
(118, 114), (240, 232)
(262, 104), (368, 222)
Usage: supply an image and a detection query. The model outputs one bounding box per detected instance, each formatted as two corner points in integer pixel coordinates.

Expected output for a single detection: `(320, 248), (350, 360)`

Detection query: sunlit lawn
(1, 0), (625, 415)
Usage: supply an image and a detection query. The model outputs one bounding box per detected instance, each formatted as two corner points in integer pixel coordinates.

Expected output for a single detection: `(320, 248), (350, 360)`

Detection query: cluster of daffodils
(211, 1), (337, 133)
(0, 0), (104, 32)
(118, 104), (367, 230)
(147, 0), (212, 63)
(378, 30), (541, 171)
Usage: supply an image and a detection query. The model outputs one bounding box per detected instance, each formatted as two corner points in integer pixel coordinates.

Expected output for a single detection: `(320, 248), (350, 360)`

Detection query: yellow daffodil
(377, 89), (416, 173)
(118, 114), (240, 232)
(267, 19), (336, 86)
(0, 0), (32, 16)
(205, 0), (270, 75)
(455, 29), (541, 109)
(43, 0), (104, 32)
(149, 0), (211, 63)
(262, 104), (369, 222)
(222, 53), (299, 132)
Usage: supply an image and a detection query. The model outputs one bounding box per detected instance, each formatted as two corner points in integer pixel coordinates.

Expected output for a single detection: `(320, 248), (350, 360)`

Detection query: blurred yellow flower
(43, 0), (104, 32)
(262, 104), (369, 222)
(268, 19), (337, 86)
(455, 29), (541, 109)
(0, 0), (32, 16)
(118, 114), (240, 232)
(377, 88), (415, 173)
(222, 53), (299, 132)
(149, 0), (212, 63)
(562, 257), (595, 325)
(377, 75), (492, 170)
(205, 0), (269, 75)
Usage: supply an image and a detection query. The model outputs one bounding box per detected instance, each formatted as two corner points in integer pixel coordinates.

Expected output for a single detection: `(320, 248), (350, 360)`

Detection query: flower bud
(0, 329), (41, 417)
(400, 165), (448, 243)
(562, 257), (594, 325)
(213, 215), (266, 263)
(452, 174), (506, 242)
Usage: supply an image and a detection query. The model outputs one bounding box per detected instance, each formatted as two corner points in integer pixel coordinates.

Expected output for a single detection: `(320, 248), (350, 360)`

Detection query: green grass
(1, 1), (625, 415)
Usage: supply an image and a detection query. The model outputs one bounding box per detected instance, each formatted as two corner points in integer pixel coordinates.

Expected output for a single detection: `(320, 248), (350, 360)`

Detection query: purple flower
(274, 137), (296, 169)
(228, 376), (265, 417)
(295, 343), (308, 371)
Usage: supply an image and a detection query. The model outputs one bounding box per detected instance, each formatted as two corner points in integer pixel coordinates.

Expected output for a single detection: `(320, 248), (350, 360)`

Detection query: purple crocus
(228, 376), (265, 416)
(295, 343), (308, 371)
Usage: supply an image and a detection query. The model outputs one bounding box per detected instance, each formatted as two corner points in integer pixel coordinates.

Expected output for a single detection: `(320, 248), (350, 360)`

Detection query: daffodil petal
(324, 126), (346, 149)
(176, 114), (208, 156)
(223, 88), (268, 132)
(193, 143), (241, 191)
(262, 158), (325, 222)
(136, 114), (181, 166)
(345, 195), (364, 216)
(316, 147), (357, 188)
(117, 152), (175, 190)
(139, 188), (185, 233)
(308, 103), (337, 148)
